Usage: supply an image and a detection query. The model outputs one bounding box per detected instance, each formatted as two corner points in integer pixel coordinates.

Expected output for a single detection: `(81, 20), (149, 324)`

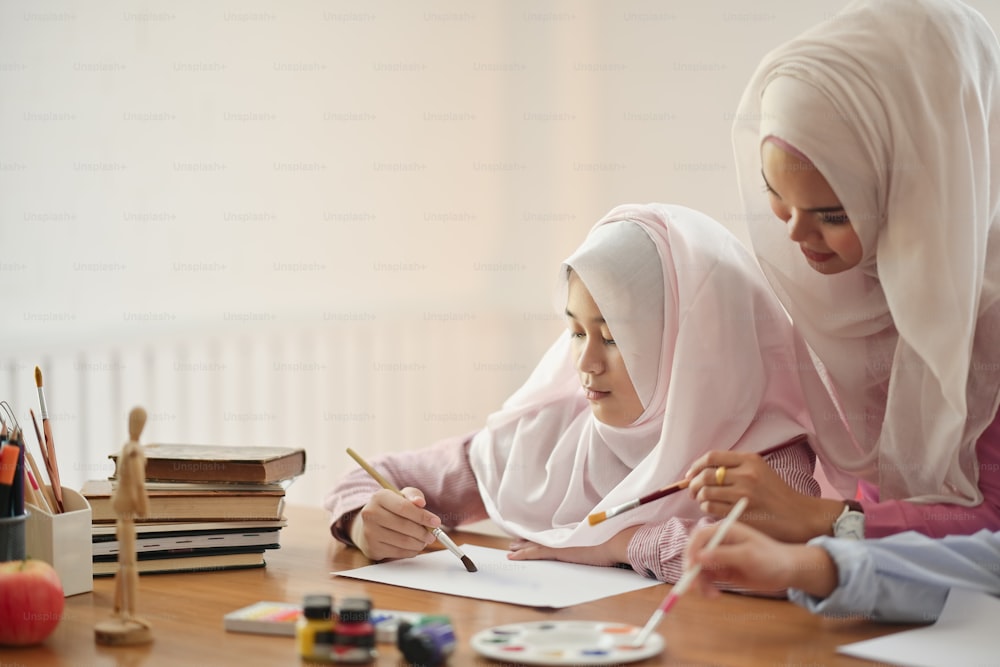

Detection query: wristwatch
(833, 499), (865, 540)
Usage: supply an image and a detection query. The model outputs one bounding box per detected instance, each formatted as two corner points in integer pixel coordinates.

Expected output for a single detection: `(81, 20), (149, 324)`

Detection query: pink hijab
(468, 203), (813, 547)
(733, 0), (1000, 505)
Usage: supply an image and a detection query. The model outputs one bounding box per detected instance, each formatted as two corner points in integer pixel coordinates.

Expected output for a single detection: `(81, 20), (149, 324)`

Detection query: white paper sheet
(837, 588), (1000, 666)
(332, 544), (662, 608)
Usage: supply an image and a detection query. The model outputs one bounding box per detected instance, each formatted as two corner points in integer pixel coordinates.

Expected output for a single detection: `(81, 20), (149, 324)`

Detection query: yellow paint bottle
(297, 594), (334, 662)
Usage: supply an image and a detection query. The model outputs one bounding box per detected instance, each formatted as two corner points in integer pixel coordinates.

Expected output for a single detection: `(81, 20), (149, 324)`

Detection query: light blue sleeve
(788, 529), (1000, 623)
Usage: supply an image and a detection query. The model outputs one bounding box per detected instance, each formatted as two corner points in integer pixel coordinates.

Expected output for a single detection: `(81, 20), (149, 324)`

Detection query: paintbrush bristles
(587, 511), (607, 526)
(35, 367), (49, 420)
(587, 498), (640, 526)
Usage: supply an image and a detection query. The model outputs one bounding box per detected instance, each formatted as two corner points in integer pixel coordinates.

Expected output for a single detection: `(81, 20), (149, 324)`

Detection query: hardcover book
(92, 526), (282, 558)
(81, 479), (285, 523)
(90, 517), (288, 537)
(108, 444), (306, 484)
(92, 549), (267, 576)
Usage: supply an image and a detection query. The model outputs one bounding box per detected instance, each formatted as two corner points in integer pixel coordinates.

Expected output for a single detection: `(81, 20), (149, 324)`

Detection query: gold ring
(715, 466), (727, 486)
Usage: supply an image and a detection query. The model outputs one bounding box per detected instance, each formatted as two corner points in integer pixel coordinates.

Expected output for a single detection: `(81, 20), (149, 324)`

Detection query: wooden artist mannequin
(95, 407), (153, 646)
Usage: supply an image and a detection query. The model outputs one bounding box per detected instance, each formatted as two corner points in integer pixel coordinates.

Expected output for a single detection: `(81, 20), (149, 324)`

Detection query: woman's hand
(687, 522), (838, 599)
(349, 487), (440, 561)
(685, 451), (844, 543)
(507, 527), (639, 567)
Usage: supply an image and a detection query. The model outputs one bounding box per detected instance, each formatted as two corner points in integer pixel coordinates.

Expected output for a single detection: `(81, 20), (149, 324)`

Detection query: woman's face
(565, 271), (644, 427)
(761, 140), (864, 275)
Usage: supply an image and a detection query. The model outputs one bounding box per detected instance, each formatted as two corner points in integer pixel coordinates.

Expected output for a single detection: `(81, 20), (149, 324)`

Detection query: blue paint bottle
(397, 616), (455, 666)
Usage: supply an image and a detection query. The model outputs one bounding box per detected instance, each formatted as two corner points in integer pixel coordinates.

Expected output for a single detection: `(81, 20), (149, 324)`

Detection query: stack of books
(81, 444), (306, 576)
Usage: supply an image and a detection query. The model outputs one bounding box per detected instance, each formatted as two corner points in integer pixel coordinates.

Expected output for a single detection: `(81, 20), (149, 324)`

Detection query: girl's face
(761, 140), (864, 275)
(565, 271), (644, 427)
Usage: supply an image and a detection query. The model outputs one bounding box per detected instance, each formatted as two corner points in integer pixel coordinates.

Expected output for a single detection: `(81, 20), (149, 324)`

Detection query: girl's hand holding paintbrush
(344, 447), (477, 571)
(349, 487), (444, 561)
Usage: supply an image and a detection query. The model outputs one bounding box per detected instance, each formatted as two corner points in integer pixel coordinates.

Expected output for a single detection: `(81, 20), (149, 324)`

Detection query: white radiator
(2, 317), (559, 507)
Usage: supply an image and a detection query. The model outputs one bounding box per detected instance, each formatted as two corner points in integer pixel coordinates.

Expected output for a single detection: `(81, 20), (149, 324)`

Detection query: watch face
(834, 512), (865, 540)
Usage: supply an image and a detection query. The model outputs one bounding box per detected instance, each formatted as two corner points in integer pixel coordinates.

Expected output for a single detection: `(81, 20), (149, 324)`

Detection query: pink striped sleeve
(323, 431), (488, 545)
(626, 443), (819, 586)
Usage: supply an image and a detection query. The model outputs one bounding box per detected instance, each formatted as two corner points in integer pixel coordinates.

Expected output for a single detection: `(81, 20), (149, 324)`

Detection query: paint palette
(470, 620), (664, 665)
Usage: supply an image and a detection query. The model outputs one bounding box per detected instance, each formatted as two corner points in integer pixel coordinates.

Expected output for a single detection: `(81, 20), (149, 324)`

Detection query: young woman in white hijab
(324, 203), (819, 583)
(687, 0), (1000, 542)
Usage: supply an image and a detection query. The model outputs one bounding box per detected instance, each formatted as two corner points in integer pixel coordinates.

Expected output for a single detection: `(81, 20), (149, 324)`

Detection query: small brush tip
(587, 512), (606, 526)
(34, 366), (42, 387)
(461, 555), (477, 573)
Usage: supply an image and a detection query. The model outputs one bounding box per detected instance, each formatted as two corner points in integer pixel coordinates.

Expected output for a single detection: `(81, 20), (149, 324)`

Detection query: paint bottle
(331, 597), (376, 663)
(297, 594), (335, 662)
(397, 616), (456, 666)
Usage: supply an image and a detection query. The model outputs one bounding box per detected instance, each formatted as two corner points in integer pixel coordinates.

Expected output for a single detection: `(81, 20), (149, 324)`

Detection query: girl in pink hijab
(687, 0), (1000, 543)
(325, 203), (819, 582)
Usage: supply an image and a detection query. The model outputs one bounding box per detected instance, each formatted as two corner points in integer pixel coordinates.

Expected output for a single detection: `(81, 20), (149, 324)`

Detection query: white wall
(3, 1), (998, 505)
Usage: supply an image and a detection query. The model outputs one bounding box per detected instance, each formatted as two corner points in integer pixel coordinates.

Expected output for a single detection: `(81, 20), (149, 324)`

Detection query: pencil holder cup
(25, 487), (93, 596)
(0, 511), (28, 561)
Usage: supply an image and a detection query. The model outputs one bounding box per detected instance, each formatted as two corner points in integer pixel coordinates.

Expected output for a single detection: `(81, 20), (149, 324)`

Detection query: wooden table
(15, 505), (911, 666)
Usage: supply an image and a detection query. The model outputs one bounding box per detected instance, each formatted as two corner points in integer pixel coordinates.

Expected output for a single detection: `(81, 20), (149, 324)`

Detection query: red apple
(0, 558), (65, 646)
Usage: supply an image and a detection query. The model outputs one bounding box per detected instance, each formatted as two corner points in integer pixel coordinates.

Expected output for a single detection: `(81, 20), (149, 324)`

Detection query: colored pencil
(346, 447), (477, 573)
(632, 497), (749, 647)
(23, 467), (43, 510)
(587, 434), (807, 526)
(0, 443), (20, 516)
(34, 367), (64, 513)
(11, 430), (24, 516)
(26, 461), (53, 513)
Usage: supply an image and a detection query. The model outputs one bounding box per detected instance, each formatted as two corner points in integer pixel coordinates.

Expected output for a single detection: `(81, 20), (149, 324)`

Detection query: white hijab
(732, 0), (1000, 504)
(468, 203), (812, 547)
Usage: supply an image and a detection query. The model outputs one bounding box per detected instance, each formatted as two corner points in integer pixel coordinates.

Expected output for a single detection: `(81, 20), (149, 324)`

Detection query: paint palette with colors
(470, 620), (664, 665)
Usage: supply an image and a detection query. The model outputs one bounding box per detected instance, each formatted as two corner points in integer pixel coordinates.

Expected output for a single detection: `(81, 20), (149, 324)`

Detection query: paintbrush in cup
(34, 366), (64, 512)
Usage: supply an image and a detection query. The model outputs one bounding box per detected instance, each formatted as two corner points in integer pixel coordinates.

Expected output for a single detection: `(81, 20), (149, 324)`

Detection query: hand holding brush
(346, 448), (477, 573)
